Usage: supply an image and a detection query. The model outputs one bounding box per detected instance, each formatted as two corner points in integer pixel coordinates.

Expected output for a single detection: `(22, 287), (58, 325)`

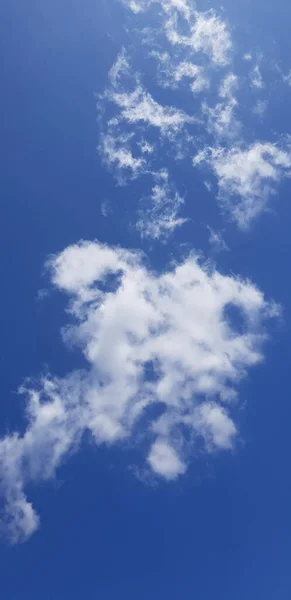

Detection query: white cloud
(148, 440), (186, 479)
(136, 170), (187, 239)
(180, 62), (209, 94)
(208, 227), (229, 253)
(100, 75), (194, 182)
(109, 85), (195, 133)
(194, 142), (291, 228)
(99, 56), (153, 181)
(191, 402), (237, 450)
(171, 59), (209, 93)
(0, 240), (278, 542)
(191, 10), (232, 66)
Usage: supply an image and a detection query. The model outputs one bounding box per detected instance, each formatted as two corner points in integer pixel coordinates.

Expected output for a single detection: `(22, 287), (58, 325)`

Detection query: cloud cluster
(96, 0), (291, 232)
(124, 0), (232, 66)
(0, 240), (278, 542)
(1, 0), (289, 552)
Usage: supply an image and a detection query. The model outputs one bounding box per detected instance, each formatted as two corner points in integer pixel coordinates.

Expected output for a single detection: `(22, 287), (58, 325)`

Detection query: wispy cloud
(122, 0), (191, 19)
(208, 227), (229, 253)
(99, 130), (146, 180)
(101, 199), (112, 217)
(99, 0), (291, 234)
(165, 8), (232, 66)
(278, 67), (291, 86)
(121, 0), (153, 13)
(108, 85), (195, 133)
(108, 47), (131, 88)
(194, 142), (291, 228)
(98, 4), (239, 233)
(152, 51), (209, 93)
(138, 139), (155, 154)
(252, 100), (268, 118)
(202, 73), (240, 140)
(250, 62), (264, 89)
(0, 240), (278, 542)
(122, 0), (231, 66)
(136, 169), (187, 239)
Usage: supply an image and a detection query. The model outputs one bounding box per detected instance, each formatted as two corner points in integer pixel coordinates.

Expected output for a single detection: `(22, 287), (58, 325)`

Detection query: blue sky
(1, 0), (291, 598)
